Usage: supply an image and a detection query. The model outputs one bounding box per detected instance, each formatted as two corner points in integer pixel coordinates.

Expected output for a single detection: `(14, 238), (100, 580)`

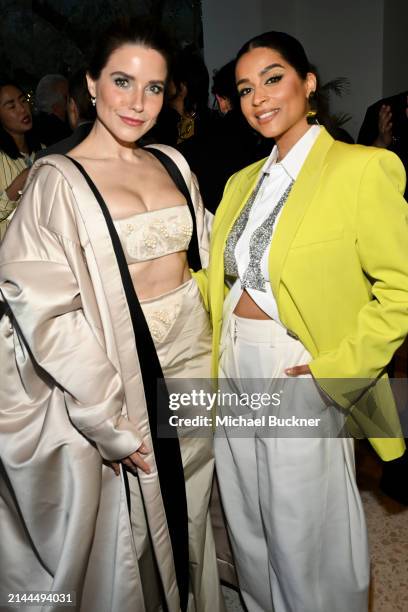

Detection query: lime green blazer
(197, 127), (407, 461)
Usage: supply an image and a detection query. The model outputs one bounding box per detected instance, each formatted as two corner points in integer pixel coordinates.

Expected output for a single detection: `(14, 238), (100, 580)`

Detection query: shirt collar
(262, 124), (322, 180)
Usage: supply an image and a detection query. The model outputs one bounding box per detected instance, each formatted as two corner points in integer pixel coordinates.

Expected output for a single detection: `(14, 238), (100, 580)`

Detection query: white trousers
(214, 314), (369, 612)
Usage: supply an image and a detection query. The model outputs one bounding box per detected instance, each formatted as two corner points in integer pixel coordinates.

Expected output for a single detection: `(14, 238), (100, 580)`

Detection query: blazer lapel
(212, 161), (265, 236)
(269, 128), (334, 304)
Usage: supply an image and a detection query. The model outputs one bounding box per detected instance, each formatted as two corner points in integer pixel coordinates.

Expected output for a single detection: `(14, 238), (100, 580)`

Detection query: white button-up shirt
(229, 125), (321, 322)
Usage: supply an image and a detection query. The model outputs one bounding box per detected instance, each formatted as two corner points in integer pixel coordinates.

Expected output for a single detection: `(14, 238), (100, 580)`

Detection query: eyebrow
(1, 92), (25, 105)
(236, 63), (285, 87)
(110, 71), (165, 85)
(110, 71), (135, 81)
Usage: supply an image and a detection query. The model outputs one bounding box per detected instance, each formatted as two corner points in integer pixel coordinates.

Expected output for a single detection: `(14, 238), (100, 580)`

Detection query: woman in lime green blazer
(201, 31), (407, 612)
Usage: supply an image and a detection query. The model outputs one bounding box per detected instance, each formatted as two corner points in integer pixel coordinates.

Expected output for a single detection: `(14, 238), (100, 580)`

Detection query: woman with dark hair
(164, 44), (213, 144)
(151, 46), (224, 212)
(0, 19), (224, 612)
(202, 31), (407, 612)
(0, 81), (42, 240)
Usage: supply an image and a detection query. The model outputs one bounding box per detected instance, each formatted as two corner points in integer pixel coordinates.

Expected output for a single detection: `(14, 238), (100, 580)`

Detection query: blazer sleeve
(0, 167), (142, 461)
(309, 150), (408, 404)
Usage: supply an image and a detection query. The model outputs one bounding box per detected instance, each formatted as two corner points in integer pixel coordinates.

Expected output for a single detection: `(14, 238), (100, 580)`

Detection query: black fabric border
(146, 146), (202, 271)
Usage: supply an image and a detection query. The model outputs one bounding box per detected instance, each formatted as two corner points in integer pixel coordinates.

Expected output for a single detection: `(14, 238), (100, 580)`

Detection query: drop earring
(306, 91), (318, 124)
(91, 96), (96, 106)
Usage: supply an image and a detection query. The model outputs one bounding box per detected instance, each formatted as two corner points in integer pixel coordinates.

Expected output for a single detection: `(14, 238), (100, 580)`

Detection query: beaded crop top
(113, 205), (193, 264)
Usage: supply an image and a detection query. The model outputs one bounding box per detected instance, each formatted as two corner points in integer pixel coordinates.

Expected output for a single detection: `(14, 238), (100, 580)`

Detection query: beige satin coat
(0, 147), (212, 612)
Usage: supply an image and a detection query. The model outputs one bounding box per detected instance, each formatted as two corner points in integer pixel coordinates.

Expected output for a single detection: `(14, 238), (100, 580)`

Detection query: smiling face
(0, 85), (32, 137)
(236, 46), (316, 157)
(87, 43), (167, 145)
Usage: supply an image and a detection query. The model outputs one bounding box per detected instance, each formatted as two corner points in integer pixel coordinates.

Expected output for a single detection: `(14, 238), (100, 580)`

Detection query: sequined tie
(224, 173), (267, 277)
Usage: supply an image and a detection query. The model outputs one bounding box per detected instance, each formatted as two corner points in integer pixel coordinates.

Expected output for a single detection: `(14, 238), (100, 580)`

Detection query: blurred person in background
(153, 46), (221, 211)
(154, 44), (215, 147)
(36, 68), (96, 159)
(0, 80), (42, 241)
(358, 90), (407, 198)
(33, 73), (71, 145)
(359, 90), (408, 506)
(208, 59), (271, 212)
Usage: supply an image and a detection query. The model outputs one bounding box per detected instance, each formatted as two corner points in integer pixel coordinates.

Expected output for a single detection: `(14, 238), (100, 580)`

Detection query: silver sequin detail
(241, 180), (294, 291)
(224, 173), (267, 277)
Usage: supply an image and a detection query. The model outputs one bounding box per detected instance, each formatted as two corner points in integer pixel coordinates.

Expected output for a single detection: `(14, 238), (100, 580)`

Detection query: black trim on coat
(146, 146), (202, 271)
(65, 156), (189, 612)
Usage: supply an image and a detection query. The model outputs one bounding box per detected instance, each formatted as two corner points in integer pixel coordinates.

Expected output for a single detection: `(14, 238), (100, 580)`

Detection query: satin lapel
(44, 155), (188, 612)
(268, 128), (334, 303)
(56, 159), (143, 387)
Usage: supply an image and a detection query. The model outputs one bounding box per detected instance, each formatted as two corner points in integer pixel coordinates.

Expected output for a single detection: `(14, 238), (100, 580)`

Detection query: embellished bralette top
(113, 205), (193, 264)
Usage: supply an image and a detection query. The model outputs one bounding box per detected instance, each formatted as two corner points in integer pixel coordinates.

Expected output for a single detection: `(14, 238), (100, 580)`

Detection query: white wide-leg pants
(214, 314), (369, 612)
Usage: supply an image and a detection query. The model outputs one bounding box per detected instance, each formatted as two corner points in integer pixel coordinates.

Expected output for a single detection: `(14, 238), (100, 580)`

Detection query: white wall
(292, 0), (384, 138)
(202, 0), (392, 139)
(202, 0), (265, 80)
(202, 0), (299, 79)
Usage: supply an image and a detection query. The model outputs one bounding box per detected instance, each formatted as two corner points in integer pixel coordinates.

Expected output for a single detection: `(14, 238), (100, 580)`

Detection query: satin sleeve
(0, 166), (142, 461)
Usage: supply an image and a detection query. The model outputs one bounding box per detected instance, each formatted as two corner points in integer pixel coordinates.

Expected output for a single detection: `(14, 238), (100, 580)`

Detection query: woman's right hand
(109, 442), (151, 476)
(374, 104), (393, 148)
(5, 167), (30, 201)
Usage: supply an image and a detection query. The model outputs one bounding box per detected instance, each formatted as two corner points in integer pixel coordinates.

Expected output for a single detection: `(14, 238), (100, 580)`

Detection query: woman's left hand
(284, 364), (311, 376)
(106, 442), (151, 476)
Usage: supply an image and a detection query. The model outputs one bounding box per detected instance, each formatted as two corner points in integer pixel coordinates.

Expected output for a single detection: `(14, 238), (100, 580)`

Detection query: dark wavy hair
(212, 60), (239, 110)
(0, 81), (42, 159)
(88, 17), (174, 83)
(236, 31), (312, 79)
(171, 45), (209, 116)
(68, 69), (96, 123)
